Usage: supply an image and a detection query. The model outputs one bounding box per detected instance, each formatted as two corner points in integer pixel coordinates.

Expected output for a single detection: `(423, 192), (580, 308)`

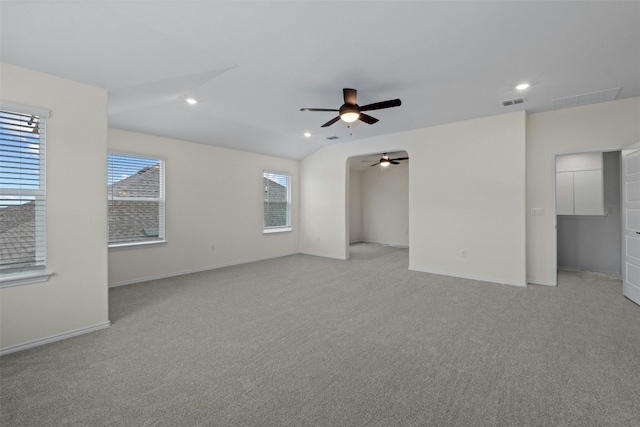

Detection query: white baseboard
(108, 252), (299, 288)
(527, 279), (556, 287)
(298, 251), (347, 260)
(527, 269), (621, 288)
(409, 266), (527, 288)
(355, 241), (409, 249)
(0, 321), (111, 356)
(557, 267), (621, 279)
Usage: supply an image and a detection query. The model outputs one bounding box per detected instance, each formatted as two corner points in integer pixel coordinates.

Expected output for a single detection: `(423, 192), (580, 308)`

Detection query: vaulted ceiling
(1, 1), (638, 160)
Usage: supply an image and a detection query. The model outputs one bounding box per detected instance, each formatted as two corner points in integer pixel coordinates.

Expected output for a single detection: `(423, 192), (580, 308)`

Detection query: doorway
(555, 150), (621, 277)
(347, 151), (409, 258)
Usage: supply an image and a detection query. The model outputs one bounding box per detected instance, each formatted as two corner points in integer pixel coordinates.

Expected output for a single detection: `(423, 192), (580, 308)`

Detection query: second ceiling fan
(363, 153), (409, 167)
(301, 88), (401, 128)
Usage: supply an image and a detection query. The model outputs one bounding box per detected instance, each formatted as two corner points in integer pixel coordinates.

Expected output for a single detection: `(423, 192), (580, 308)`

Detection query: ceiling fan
(300, 88), (401, 127)
(362, 153), (409, 167)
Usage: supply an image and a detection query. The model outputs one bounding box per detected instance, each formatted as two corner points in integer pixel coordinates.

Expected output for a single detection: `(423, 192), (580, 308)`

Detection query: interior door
(622, 143), (640, 306)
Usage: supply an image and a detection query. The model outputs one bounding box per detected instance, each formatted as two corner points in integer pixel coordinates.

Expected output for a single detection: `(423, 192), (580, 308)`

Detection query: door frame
(551, 144), (627, 286)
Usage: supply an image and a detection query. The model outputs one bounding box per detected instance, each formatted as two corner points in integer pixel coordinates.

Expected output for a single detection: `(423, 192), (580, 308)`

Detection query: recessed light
(516, 83), (530, 91)
(185, 98), (198, 105)
(304, 132), (311, 138)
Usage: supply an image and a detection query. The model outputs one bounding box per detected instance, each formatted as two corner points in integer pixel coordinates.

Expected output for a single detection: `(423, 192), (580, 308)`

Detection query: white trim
(108, 239), (167, 250)
(0, 101), (50, 118)
(527, 279), (556, 287)
(298, 251), (348, 261)
(0, 321), (110, 356)
(0, 271), (52, 288)
(108, 252), (299, 288)
(357, 241), (409, 249)
(409, 266), (527, 288)
(263, 227), (292, 234)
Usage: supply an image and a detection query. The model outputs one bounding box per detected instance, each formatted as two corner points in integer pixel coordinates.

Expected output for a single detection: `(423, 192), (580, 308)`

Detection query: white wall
(348, 170), (362, 244)
(361, 160), (409, 246)
(301, 111), (527, 286)
(526, 97), (640, 285)
(107, 129), (300, 286)
(0, 63), (109, 352)
(300, 146), (351, 259)
(409, 113), (526, 286)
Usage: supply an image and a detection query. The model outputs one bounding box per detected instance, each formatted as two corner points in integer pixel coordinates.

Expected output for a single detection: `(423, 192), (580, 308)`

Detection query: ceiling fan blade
(300, 108), (339, 112)
(390, 161), (400, 165)
(321, 116), (341, 127)
(360, 99), (402, 111)
(358, 113), (379, 125)
(369, 162), (381, 167)
(390, 157), (409, 161)
(343, 88), (357, 105)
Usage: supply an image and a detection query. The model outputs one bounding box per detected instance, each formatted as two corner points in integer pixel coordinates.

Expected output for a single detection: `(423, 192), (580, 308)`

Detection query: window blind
(263, 171), (291, 231)
(0, 109), (47, 275)
(108, 153), (165, 245)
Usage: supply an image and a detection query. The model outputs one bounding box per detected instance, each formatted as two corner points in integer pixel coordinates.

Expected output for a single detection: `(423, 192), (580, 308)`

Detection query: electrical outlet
(461, 250), (467, 258)
(211, 244), (216, 251)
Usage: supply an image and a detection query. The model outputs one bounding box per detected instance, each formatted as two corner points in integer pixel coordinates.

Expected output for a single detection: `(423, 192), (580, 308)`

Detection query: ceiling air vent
(552, 87), (620, 109)
(326, 136), (339, 140)
(502, 97), (526, 107)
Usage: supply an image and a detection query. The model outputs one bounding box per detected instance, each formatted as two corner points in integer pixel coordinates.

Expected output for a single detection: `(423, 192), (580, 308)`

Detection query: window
(263, 171), (291, 233)
(108, 153), (165, 247)
(0, 103), (48, 282)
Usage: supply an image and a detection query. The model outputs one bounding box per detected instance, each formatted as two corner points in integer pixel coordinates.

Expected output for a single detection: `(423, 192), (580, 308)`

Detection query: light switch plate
(530, 208), (544, 216)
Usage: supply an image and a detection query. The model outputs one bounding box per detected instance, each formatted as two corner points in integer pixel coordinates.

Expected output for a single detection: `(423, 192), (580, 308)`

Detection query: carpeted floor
(1, 244), (639, 426)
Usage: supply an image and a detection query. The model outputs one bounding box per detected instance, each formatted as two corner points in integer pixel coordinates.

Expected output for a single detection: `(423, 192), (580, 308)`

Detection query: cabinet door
(574, 170), (604, 215)
(556, 172), (574, 215)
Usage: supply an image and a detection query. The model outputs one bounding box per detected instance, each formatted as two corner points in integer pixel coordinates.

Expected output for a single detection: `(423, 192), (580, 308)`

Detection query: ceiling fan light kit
(301, 88), (401, 128)
(339, 106), (360, 123)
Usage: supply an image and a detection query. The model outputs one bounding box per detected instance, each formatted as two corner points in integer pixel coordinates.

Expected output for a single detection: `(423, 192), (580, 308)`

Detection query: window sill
(0, 271), (52, 289)
(263, 227), (292, 234)
(108, 239), (167, 251)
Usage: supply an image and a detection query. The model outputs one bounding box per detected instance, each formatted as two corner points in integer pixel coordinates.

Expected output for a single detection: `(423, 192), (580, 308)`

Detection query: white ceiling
(1, 1), (639, 160)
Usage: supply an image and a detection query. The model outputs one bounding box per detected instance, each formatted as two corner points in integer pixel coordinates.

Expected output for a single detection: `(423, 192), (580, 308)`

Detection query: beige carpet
(2, 244), (639, 426)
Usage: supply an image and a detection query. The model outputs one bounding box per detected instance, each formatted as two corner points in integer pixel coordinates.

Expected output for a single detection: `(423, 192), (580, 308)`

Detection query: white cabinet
(574, 170), (604, 215)
(556, 171), (574, 215)
(556, 153), (604, 216)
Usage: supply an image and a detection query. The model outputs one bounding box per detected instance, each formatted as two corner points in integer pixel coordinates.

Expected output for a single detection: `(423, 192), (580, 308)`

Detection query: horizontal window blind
(108, 153), (165, 245)
(0, 109), (47, 275)
(263, 171), (291, 230)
